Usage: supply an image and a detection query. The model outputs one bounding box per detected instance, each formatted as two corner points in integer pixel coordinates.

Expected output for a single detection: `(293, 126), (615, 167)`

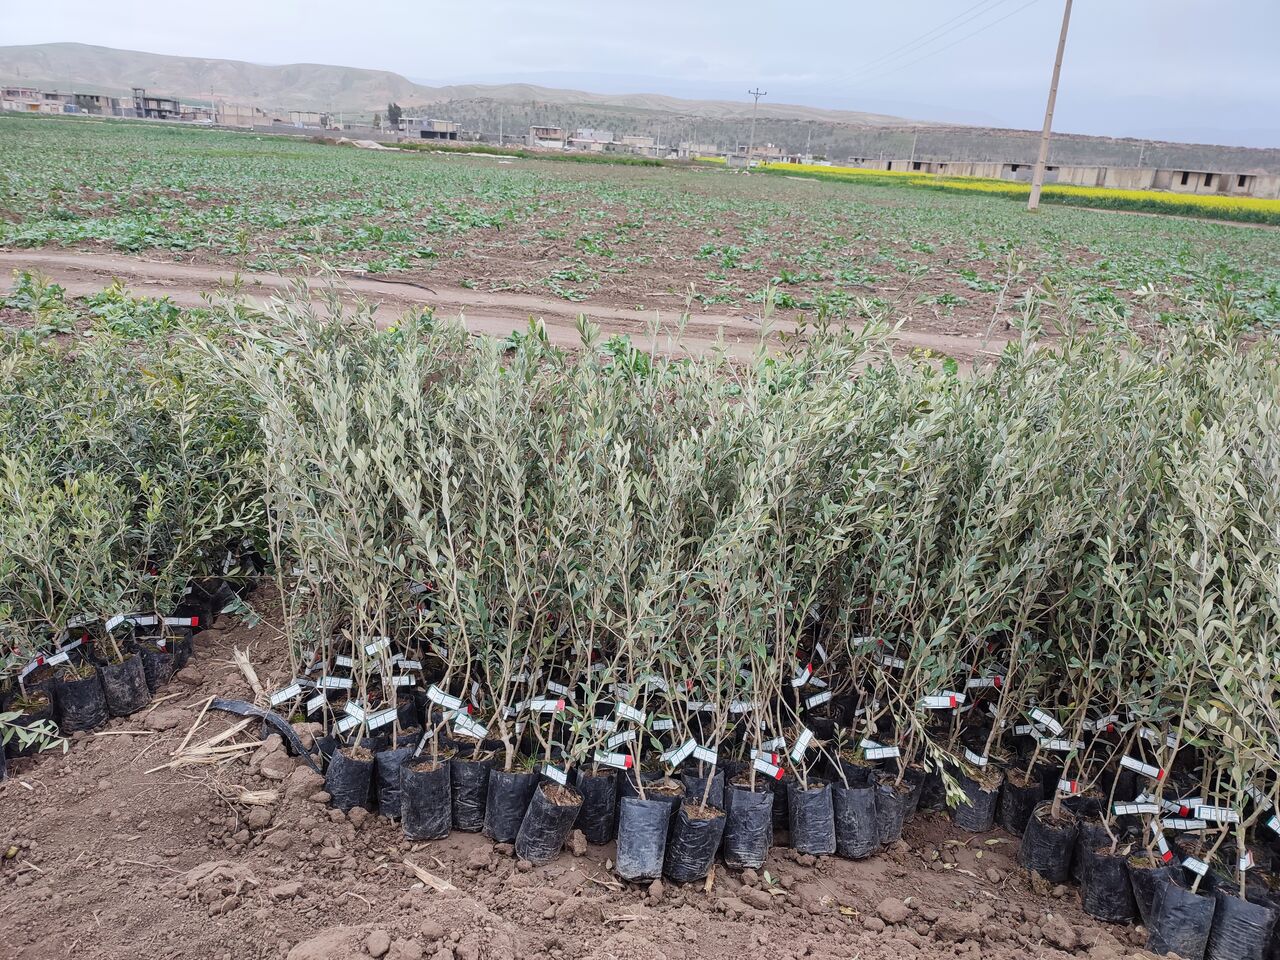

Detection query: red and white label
(1119, 756), (1164, 779)
(594, 751), (633, 770)
(753, 757), (785, 780)
(790, 664), (813, 688)
(1057, 779), (1079, 795)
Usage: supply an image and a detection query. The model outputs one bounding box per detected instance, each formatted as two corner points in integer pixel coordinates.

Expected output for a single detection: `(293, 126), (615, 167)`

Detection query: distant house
(400, 117), (459, 140)
(288, 110), (328, 127)
(132, 87), (181, 120)
(527, 125), (566, 149)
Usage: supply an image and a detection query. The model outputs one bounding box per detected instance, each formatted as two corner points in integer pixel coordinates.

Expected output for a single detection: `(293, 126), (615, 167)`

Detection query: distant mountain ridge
(0, 42), (911, 124)
(5, 42), (1278, 172)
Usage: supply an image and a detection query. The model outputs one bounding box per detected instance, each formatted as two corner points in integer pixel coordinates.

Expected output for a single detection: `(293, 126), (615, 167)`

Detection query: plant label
(1035, 734), (1083, 753)
(864, 745), (900, 761)
(878, 654), (906, 669)
(1029, 709), (1063, 735)
(1057, 779), (1079, 795)
(543, 765), (567, 785)
(753, 757), (785, 780)
(1267, 814), (1280, 835)
(1240, 850), (1255, 871)
(269, 682), (303, 706)
(427, 685), (463, 710)
(592, 718), (617, 733)
(729, 700), (757, 713)
(334, 655), (354, 669)
(305, 693), (326, 714)
(751, 749), (781, 764)
(691, 745), (718, 765)
(607, 730), (636, 749)
(921, 692), (964, 710)
(641, 674), (668, 692)
(1193, 805), (1239, 824)
(531, 698), (566, 713)
(1119, 756), (1163, 779)
(615, 703), (645, 724)
(163, 617), (198, 628)
(319, 676), (353, 690)
(1182, 857), (1209, 877)
(790, 664), (812, 688)
(964, 748), (988, 767)
(398, 659), (422, 671)
(368, 708), (398, 731)
(804, 691), (832, 710)
(1162, 818), (1208, 831)
(593, 751), (632, 770)
(1154, 832), (1174, 863)
(790, 728), (815, 763)
(335, 715), (360, 734)
(651, 718), (674, 731)
(762, 736), (786, 751)
(391, 675), (415, 687)
(814, 642), (829, 663)
(1113, 802), (1159, 816)
(344, 701), (367, 722)
(453, 715), (487, 738)
(364, 637), (390, 656)
(661, 738), (697, 767)
(546, 681), (571, 697)
(966, 676), (1002, 690)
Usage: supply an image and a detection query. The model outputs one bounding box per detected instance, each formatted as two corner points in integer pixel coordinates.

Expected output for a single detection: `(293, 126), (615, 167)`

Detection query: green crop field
(2, 114), (1279, 331)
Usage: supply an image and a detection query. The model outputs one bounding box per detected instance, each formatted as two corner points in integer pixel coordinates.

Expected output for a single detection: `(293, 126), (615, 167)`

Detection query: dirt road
(0, 250), (1011, 360)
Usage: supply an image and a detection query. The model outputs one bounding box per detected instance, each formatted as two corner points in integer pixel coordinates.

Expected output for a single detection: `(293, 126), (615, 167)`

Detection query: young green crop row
(3, 115), (1279, 329)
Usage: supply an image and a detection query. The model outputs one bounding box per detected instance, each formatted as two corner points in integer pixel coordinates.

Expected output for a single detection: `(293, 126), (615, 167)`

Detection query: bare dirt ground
(0, 250), (1014, 362)
(0, 595), (1156, 960)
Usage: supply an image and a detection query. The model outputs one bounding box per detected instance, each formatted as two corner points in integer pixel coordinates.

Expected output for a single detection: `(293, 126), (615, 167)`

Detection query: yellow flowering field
(698, 157), (1280, 226)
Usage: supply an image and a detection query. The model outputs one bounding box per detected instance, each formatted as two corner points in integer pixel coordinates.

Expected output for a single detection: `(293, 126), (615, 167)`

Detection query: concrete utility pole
(746, 87), (767, 165)
(1028, 0), (1073, 211)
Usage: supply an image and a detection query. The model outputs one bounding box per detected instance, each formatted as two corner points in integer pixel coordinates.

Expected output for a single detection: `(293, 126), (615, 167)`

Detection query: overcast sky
(7, 0), (1278, 146)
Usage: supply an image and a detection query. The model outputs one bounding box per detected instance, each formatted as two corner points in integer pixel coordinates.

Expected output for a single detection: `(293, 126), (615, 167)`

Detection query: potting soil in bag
(1206, 888), (1277, 960)
(401, 757), (451, 840)
(833, 782), (879, 860)
(374, 745), (414, 818)
(450, 757), (491, 832)
(722, 782), (772, 869)
(1019, 801), (1077, 883)
(951, 767), (1002, 833)
(664, 802), (726, 883)
(53, 670), (108, 733)
(1147, 879), (1216, 960)
(788, 780), (836, 856)
(515, 782), (582, 866)
(574, 769), (618, 845)
(997, 771), (1043, 836)
(1081, 846), (1137, 922)
(484, 769), (540, 844)
(616, 796), (670, 881)
(325, 746), (374, 812)
(100, 654), (151, 717)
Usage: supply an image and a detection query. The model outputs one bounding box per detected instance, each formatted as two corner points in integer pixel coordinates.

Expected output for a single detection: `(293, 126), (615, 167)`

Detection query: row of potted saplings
(0, 578), (244, 775)
(288, 671), (1280, 960)
(996, 742), (1280, 960)
(306, 686), (933, 885)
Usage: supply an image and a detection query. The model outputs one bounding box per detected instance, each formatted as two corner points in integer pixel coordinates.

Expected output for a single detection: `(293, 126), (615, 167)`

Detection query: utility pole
(1028, 0), (1073, 211)
(746, 87), (767, 166)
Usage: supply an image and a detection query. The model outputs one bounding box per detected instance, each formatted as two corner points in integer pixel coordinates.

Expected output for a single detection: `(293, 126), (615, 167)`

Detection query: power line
(841, 0), (1017, 81)
(852, 0), (1045, 85)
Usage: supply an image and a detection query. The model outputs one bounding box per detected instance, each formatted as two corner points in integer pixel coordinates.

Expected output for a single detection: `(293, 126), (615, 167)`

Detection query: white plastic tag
(921, 692), (964, 710)
(543, 765), (568, 785)
(305, 693), (326, 713)
(427, 685), (463, 710)
(661, 738), (697, 766)
(761, 736), (786, 751)
(364, 637), (390, 656)
(814, 642), (828, 663)
(1119, 756), (1164, 779)
(1183, 857), (1209, 877)
(335, 714), (360, 733)
(790, 728), (815, 763)
(104, 614), (128, 632)
(805, 691), (832, 710)
(319, 676), (353, 690)
(1267, 814), (1280, 835)
(1035, 735), (1083, 752)
(964, 748), (988, 767)
(546, 681), (571, 697)
(1240, 851), (1255, 872)
(1113, 802), (1160, 816)
(367, 708), (398, 731)
(615, 703), (645, 724)
(966, 676), (1002, 689)
(729, 700), (756, 714)
(1057, 779), (1079, 795)
(692, 745), (718, 765)
(163, 617), (197, 628)
(335, 655), (354, 668)
(269, 682), (303, 706)
(865, 745), (900, 760)
(607, 730), (636, 749)
(398, 659), (422, 671)
(790, 664), (812, 688)
(1194, 805), (1239, 824)
(651, 718), (674, 731)
(453, 715), (488, 739)
(641, 674), (668, 692)
(344, 701), (366, 722)
(1030, 709), (1063, 735)
(530, 698), (566, 713)
(1163, 818), (1208, 831)
(878, 655), (906, 669)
